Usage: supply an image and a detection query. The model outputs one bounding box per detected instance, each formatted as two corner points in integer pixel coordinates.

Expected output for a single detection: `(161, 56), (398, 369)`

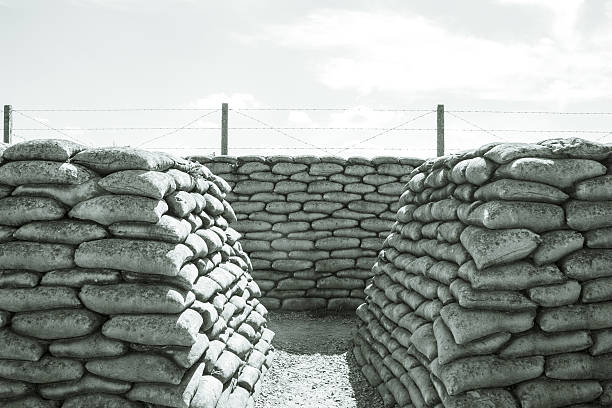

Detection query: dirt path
(255, 310), (384, 408)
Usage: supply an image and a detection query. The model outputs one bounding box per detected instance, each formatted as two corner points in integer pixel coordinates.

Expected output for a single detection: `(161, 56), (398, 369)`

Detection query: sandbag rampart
(0, 139), (273, 408)
(188, 155), (424, 312)
(352, 138), (612, 407)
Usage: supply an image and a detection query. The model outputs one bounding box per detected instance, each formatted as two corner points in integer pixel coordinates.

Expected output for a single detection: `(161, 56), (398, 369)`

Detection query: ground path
(255, 310), (384, 408)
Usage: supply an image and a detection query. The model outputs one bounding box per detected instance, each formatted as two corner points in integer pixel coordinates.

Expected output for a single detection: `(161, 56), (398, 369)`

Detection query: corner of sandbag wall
(0, 139), (274, 408)
(352, 137), (612, 407)
(187, 155), (425, 312)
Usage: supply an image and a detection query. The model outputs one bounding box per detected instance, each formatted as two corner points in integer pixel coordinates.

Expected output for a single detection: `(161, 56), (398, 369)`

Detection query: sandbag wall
(0, 139), (274, 408)
(188, 155), (423, 311)
(353, 138), (612, 408)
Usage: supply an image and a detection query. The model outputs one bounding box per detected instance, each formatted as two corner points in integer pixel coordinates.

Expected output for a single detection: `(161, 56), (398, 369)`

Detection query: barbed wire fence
(3, 104), (612, 158)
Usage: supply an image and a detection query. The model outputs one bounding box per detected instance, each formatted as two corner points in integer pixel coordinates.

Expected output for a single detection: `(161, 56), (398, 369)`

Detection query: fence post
(221, 103), (228, 155)
(3, 105), (12, 144)
(437, 104), (444, 157)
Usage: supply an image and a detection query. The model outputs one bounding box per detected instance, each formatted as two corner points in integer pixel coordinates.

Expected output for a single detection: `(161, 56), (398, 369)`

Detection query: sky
(1, 0), (612, 158)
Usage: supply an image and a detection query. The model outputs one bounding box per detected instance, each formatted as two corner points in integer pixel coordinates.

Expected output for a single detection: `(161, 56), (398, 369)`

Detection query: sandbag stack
(188, 155), (423, 312)
(0, 139), (274, 408)
(353, 138), (612, 408)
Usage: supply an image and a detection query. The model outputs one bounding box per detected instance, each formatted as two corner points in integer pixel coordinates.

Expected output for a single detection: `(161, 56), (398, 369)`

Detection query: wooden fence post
(437, 104), (444, 157)
(221, 103), (228, 155)
(3, 105), (12, 144)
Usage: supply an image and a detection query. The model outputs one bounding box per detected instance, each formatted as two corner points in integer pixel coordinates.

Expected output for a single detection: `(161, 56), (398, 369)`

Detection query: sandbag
(566, 200), (612, 231)
(532, 230), (584, 265)
(0, 242), (75, 272)
(449, 279), (536, 311)
(466, 200), (564, 232)
(538, 302), (612, 332)
(0, 356), (84, 384)
(75, 239), (193, 276)
(0, 160), (98, 186)
(40, 268), (122, 287)
(85, 353), (185, 384)
(495, 158), (606, 189)
(0, 328), (46, 361)
(62, 393), (142, 408)
(37, 373), (131, 400)
(166, 191), (197, 218)
(99, 170), (176, 199)
(3, 139), (85, 161)
(430, 354), (543, 395)
(574, 175), (612, 201)
(458, 260), (566, 290)
(581, 277), (612, 303)
(433, 318), (510, 365)
(13, 219), (108, 244)
(79, 283), (195, 314)
(0, 196), (66, 226)
(108, 215), (191, 244)
(473, 178), (568, 203)
(561, 249), (612, 281)
(101, 309), (202, 346)
(514, 378), (602, 408)
(527, 280), (581, 307)
(545, 352), (612, 380)
(72, 147), (175, 174)
(585, 227), (612, 248)
(483, 142), (555, 163)
(11, 178), (106, 206)
(0, 286), (81, 312)
(48, 332), (128, 358)
(590, 329), (612, 356)
(440, 303), (535, 344)
(0, 225), (15, 242)
(69, 194), (168, 225)
(0, 269), (40, 288)
(460, 226), (541, 269)
(191, 375), (223, 408)
(539, 137), (612, 160)
(499, 330), (592, 358)
(11, 308), (103, 340)
(431, 375), (518, 408)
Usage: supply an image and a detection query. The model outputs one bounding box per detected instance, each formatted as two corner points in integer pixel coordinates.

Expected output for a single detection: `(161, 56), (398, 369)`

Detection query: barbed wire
(334, 111), (436, 154)
(445, 111), (505, 142)
(135, 109), (219, 148)
(12, 111), (92, 146)
(232, 110), (330, 154)
(447, 109), (612, 115)
(150, 146), (437, 151)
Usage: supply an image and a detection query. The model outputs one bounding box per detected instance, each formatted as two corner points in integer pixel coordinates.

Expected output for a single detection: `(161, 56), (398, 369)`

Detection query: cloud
(249, 7), (612, 104)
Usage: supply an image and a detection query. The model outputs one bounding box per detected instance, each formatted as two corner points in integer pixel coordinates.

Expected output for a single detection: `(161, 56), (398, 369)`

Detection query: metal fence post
(221, 103), (228, 155)
(3, 105), (12, 144)
(437, 104), (444, 157)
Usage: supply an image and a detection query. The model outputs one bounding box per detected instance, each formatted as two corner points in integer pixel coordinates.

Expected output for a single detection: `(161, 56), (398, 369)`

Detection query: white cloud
(251, 7), (612, 105)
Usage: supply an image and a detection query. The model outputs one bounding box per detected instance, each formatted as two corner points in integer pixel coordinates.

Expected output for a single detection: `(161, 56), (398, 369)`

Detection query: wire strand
(231, 110), (329, 154)
(445, 111), (506, 142)
(12, 111), (92, 146)
(135, 110), (219, 148)
(333, 111), (435, 154)
(448, 109), (612, 115)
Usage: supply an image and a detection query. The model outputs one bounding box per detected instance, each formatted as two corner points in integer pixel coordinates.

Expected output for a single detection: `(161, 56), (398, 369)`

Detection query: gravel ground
(254, 310), (385, 408)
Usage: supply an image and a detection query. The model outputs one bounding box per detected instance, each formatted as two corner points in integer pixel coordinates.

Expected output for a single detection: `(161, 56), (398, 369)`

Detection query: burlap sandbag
(62, 394), (142, 408)
(495, 157), (606, 189)
(0, 328), (46, 361)
(458, 260), (565, 291)
(0, 242), (75, 272)
(79, 283), (195, 314)
(574, 175), (612, 201)
(11, 308), (103, 340)
(527, 280), (581, 307)
(565, 200), (612, 231)
(0, 377), (33, 400)
(13, 219), (108, 244)
(75, 239), (193, 276)
(11, 178), (106, 206)
(166, 168), (196, 191)
(561, 249), (612, 281)
(430, 354), (543, 395)
(37, 373), (131, 400)
(0, 286), (81, 312)
(460, 226), (541, 269)
(539, 137), (612, 160)
(433, 318), (510, 365)
(473, 178), (568, 203)
(483, 142), (555, 163)
(0, 226), (15, 242)
(108, 215), (191, 243)
(0, 356), (84, 384)
(48, 332), (128, 358)
(581, 277), (612, 303)
(449, 279), (536, 311)
(538, 301), (612, 331)
(0, 269), (40, 287)
(466, 201), (564, 232)
(450, 157), (496, 185)
(69, 194), (168, 225)
(2, 139), (85, 161)
(85, 353), (186, 384)
(40, 268), (122, 287)
(72, 147), (175, 174)
(121, 263), (198, 292)
(191, 375), (223, 408)
(165, 191), (197, 218)
(499, 330), (592, 358)
(431, 375), (518, 408)
(440, 302), (535, 344)
(514, 378), (602, 408)
(531, 230), (584, 265)
(101, 309), (202, 346)
(0, 196), (66, 226)
(99, 170), (177, 199)
(585, 227), (612, 248)
(0, 160), (98, 186)
(127, 362), (204, 408)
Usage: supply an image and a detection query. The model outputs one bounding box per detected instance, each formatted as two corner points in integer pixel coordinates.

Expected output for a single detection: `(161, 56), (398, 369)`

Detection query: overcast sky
(2, 0), (612, 157)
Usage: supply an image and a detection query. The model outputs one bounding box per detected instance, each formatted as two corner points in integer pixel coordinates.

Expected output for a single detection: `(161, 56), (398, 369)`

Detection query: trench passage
(255, 311), (383, 408)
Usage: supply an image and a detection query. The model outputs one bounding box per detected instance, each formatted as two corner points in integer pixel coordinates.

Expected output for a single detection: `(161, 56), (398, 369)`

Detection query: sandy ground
(254, 310), (384, 408)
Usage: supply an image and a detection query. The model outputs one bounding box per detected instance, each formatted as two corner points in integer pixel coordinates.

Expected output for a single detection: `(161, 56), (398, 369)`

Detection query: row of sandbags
(0, 139), (274, 408)
(189, 155), (423, 311)
(353, 138), (612, 408)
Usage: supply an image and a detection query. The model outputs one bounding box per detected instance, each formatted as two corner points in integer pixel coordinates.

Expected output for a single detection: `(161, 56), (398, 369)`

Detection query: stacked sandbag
(188, 155), (423, 312)
(353, 138), (612, 408)
(0, 139), (274, 408)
